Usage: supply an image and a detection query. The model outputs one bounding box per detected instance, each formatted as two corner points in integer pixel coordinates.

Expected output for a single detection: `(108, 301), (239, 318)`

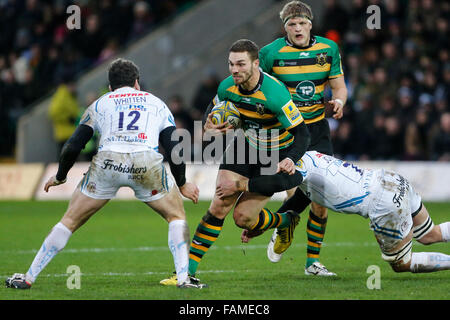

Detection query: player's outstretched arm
(45, 124), (94, 192)
(277, 122), (310, 175)
(216, 171), (303, 199)
(159, 126), (200, 204)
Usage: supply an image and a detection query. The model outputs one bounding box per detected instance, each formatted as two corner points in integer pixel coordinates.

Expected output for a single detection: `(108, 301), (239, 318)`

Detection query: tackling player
(160, 39), (310, 285)
(5, 58), (206, 289)
(258, 0), (348, 276)
(217, 151), (450, 274)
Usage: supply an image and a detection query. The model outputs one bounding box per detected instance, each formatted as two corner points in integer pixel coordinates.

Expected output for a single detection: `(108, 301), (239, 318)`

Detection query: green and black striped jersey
(259, 36), (344, 124)
(213, 71), (304, 150)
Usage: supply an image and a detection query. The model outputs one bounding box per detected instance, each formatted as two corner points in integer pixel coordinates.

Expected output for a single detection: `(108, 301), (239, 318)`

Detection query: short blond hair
(279, 1), (313, 25)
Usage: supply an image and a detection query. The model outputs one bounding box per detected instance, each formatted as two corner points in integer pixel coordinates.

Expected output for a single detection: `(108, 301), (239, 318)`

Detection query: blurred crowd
(320, 0), (449, 161)
(1, 0), (448, 162)
(0, 0), (201, 157)
(171, 0), (449, 162)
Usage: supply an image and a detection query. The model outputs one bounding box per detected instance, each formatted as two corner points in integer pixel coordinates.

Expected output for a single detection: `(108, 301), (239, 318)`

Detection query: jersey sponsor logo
(109, 92), (149, 98)
(316, 52), (328, 66)
(101, 159), (147, 174)
(138, 132), (147, 140)
(299, 52), (309, 57)
(295, 80), (316, 101)
(115, 104), (148, 112)
(277, 59), (299, 67)
(392, 175), (410, 208)
(114, 96), (148, 106)
(104, 135), (147, 143)
(282, 102), (301, 123)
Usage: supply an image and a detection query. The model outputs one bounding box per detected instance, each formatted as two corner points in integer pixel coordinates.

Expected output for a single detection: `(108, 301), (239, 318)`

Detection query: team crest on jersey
(316, 52), (328, 66)
(255, 103), (265, 115)
(87, 182), (96, 193)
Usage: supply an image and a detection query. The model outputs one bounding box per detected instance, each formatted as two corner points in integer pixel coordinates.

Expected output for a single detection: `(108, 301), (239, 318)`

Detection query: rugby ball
(210, 100), (241, 128)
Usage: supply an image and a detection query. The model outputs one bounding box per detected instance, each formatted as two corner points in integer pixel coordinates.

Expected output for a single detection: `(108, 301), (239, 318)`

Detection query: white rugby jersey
(80, 87), (175, 153)
(296, 151), (378, 218)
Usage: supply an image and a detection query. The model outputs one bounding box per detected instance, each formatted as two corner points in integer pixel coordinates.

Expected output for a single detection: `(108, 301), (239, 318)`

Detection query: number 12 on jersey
(118, 111), (140, 131)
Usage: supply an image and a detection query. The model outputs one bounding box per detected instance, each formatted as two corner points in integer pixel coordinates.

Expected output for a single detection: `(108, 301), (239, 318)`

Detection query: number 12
(118, 111), (140, 131)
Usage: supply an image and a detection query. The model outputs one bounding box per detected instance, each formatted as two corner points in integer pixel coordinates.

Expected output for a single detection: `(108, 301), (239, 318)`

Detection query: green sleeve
(329, 42), (344, 78)
(259, 45), (273, 74)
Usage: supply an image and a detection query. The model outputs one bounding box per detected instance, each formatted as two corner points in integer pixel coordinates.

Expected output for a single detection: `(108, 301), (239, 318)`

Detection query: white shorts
(368, 170), (422, 253)
(79, 150), (174, 202)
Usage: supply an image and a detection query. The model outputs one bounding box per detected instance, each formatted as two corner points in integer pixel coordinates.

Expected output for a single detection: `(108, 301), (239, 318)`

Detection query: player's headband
(283, 14), (312, 26)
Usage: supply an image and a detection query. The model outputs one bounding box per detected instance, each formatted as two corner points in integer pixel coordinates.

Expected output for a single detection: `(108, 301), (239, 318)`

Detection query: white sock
(25, 222), (72, 283)
(410, 252), (450, 273)
(439, 222), (450, 242)
(168, 219), (190, 284)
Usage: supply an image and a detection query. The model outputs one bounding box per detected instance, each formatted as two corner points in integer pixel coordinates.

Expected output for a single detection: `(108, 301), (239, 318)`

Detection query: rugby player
(5, 58), (206, 289)
(258, 0), (348, 276)
(160, 39), (310, 285)
(216, 151), (450, 274)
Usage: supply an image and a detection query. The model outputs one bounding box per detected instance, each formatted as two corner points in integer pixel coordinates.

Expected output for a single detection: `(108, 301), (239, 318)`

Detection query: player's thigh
(144, 186), (185, 223)
(233, 192), (271, 228)
(61, 187), (109, 232)
(412, 204), (441, 244)
(208, 169), (248, 219)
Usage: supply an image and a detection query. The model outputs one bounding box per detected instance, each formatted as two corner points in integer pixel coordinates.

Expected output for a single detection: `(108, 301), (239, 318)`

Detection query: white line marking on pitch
(0, 242), (377, 255)
(0, 269), (247, 279)
(1, 242), (378, 255)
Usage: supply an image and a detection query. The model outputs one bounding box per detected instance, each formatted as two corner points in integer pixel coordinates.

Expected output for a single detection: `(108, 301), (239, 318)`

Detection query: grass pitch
(0, 200), (449, 300)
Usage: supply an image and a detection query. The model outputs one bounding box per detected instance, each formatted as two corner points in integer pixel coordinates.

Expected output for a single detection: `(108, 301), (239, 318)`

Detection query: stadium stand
(0, 0), (202, 159)
(316, 0), (449, 161)
(1, 0), (448, 162)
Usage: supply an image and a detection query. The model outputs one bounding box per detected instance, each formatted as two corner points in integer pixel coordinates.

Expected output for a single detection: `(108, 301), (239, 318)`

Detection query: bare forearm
(332, 86), (348, 105)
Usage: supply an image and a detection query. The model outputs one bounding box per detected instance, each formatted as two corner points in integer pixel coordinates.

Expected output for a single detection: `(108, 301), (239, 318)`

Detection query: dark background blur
(0, 0), (448, 162)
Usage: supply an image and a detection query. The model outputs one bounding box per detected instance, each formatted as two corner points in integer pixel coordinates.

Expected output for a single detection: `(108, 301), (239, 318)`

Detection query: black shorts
(219, 136), (290, 179)
(306, 119), (333, 156)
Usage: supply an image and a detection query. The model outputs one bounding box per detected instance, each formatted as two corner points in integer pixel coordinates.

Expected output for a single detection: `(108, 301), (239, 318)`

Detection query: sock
(188, 211), (224, 276)
(410, 252), (450, 273)
(306, 210), (327, 268)
(168, 219), (190, 284)
(277, 188), (311, 214)
(26, 222), (72, 283)
(439, 222), (450, 242)
(250, 208), (291, 232)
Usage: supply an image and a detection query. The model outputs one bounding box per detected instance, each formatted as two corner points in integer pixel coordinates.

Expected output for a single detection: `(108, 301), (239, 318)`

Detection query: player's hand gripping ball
(210, 101), (242, 129)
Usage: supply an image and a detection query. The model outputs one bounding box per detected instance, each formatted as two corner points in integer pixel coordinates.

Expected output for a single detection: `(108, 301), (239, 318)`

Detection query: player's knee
(311, 203), (327, 218)
(381, 240), (412, 273)
(232, 209), (252, 229)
